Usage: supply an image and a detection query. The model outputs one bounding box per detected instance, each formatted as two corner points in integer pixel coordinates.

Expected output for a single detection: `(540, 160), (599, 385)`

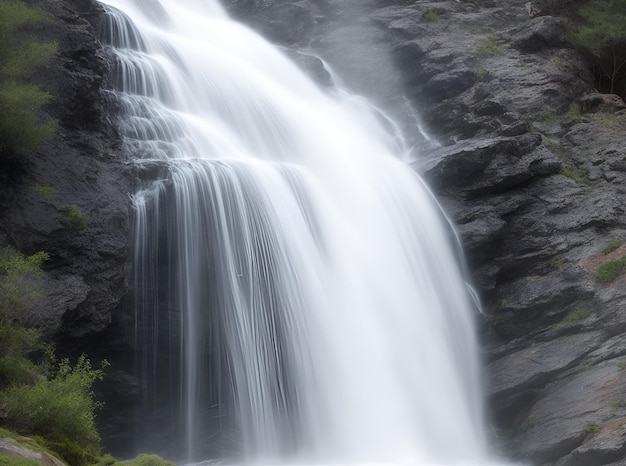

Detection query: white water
(99, 1), (500, 464)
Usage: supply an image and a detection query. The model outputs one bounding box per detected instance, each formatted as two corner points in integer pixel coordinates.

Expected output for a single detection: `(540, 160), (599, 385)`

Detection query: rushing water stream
(98, 0), (502, 464)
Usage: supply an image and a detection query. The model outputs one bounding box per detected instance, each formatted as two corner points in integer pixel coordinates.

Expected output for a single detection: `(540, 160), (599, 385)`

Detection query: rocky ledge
(225, 0), (626, 464)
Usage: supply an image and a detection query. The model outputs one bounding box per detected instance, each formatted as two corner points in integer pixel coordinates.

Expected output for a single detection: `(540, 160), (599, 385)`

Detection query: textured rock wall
(0, 0), (136, 453)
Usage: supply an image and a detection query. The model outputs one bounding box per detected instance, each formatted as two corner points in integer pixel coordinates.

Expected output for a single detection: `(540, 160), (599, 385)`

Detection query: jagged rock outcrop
(223, 0), (626, 464)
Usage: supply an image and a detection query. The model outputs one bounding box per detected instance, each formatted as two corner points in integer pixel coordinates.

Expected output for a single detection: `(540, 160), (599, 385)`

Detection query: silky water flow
(98, 1), (504, 464)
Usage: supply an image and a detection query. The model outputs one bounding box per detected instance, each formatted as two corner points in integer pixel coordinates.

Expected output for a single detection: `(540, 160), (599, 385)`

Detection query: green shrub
(0, 247), (48, 384)
(132, 454), (176, 466)
(560, 165), (591, 185)
(424, 11), (440, 22)
(30, 183), (53, 198)
(594, 256), (626, 283)
(602, 239), (624, 255)
(555, 308), (590, 328)
(0, 1), (58, 158)
(478, 36), (500, 56)
(1, 355), (107, 466)
(585, 421), (601, 435)
(0, 455), (42, 466)
(569, 0), (626, 96)
(474, 68), (489, 81)
(59, 204), (87, 230)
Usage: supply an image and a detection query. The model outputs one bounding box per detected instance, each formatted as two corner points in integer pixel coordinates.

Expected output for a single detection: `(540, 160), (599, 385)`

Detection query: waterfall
(98, 0), (497, 464)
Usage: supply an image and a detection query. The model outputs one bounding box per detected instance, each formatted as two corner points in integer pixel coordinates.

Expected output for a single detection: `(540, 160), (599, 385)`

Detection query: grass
(474, 68), (489, 81)
(594, 256), (626, 283)
(542, 111), (556, 125)
(554, 308), (590, 329)
(478, 36), (500, 56)
(59, 204), (87, 230)
(575, 364), (591, 374)
(602, 239), (624, 255)
(585, 421), (601, 436)
(30, 183), (53, 198)
(424, 11), (440, 22)
(560, 165), (591, 185)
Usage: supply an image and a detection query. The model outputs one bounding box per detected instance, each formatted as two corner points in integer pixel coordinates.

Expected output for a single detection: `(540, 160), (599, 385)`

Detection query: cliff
(2, 0), (625, 464)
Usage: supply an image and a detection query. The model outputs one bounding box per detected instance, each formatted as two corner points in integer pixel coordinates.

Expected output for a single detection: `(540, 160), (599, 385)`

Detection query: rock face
(223, 0), (626, 464)
(0, 0), (135, 453)
(5, 0), (626, 463)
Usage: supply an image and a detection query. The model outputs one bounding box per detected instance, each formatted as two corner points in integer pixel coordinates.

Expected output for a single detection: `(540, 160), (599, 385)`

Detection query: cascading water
(98, 0), (501, 464)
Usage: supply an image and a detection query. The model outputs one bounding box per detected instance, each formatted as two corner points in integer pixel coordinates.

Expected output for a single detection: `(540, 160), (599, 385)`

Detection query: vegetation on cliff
(0, 0), (57, 158)
(569, 0), (626, 96)
(0, 247), (104, 465)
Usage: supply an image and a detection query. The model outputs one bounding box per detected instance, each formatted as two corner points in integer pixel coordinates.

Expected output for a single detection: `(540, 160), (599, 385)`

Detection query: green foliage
(570, 0), (626, 95)
(0, 1), (58, 158)
(560, 165), (591, 185)
(0, 247), (48, 386)
(93, 454), (176, 466)
(564, 108), (584, 124)
(585, 421), (601, 435)
(424, 11), (440, 22)
(0, 455), (42, 466)
(131, 454), (176, 466)
(602, 239), (624, 254)
(575, 364), (591, 374)
(59, 204), (88, 230)
(30, 183), (53, 198)
(1, 355), (107, 466)
(474, 68), (489, 81)
(542, 111), (556, 125)
(556, 308), (590, 328)
(594, 256), (626, 283)
(478, 36), (500, 56)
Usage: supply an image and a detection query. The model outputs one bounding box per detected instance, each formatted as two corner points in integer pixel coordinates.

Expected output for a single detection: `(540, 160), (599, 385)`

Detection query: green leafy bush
(424, 11), (440, 22)
(59, 204), (88, 230)
(569, 0), (626, 96)
(594, 256), (626, 283)
(0, 247), (49, 387)
(602, 239), (624, 255)
(0, 1), (58, 158)
(1, 355), (107, 466)
(585, 421), (601, 435)
(0, 455), (42, 466)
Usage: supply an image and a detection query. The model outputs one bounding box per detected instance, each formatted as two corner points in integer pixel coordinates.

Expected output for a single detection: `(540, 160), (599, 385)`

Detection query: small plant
(560, 165), (591, 185)
(585, 421), (601, 436)
(564, 308), (590, 324)
(132, 454), (177, 466)
(30, 183), (53, 198)
(474, 68), (489, 80)
(594, 256), (626, 283)
(478, 36), (500, 56)
(542, 110), (556, 125)
(1, 355), (108, 466)
(59, 204), (87, 230)
(424, 11), (440, 22)
(575, 364), (591, 374)
(565, 108), (584, 124)
(602, 239), (624, 255)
